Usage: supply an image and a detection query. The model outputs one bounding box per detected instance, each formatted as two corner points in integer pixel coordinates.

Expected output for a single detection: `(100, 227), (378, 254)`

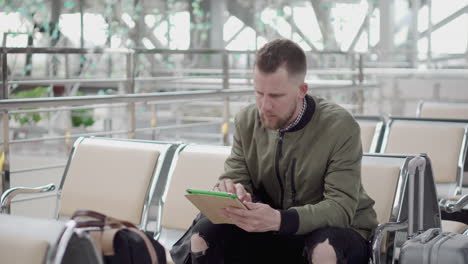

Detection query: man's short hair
(255, 39), (307, 79)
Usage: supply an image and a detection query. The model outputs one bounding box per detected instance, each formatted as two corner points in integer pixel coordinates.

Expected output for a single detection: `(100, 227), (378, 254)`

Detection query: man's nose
(260, 97), (273, 112)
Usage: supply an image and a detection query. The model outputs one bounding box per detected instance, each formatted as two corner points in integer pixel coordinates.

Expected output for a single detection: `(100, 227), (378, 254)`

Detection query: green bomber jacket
(219, 95), (378, 240)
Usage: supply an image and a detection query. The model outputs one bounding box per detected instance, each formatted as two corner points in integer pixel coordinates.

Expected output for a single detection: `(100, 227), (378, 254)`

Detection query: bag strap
(105, 215), (137, 229)
(72, 210), (107, 221)
(72, 210), (137, 229)
(102, 228), (120, 256)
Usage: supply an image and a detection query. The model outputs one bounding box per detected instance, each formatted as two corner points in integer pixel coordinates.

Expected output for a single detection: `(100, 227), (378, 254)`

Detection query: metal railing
(1, 46), (467, 203)
(0, 47), (375, 196)
(0, 47), (256, 194)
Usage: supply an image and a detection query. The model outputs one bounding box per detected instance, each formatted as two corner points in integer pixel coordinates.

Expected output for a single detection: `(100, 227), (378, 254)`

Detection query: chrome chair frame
(355, 115), (386, 153)
(1, 136), (181, 235)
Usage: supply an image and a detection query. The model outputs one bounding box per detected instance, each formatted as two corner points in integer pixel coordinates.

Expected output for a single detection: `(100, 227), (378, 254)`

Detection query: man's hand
(215, 179), (252, 203)
(222, 202), (281, 233)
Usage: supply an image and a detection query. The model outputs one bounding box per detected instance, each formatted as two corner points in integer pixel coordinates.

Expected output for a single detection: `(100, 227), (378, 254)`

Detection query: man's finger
(221, 179), (232, 194)
(243, 201), (256, 210)
(244, 193), (252, 203)
(235, 183), (246, 200)
(220, 180), (234, 193)
(217, 181), (227, 192)
(224, 208), (251, 223)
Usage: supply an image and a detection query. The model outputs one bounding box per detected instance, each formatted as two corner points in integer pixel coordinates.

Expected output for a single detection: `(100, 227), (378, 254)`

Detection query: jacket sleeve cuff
(278, 209), (299, 235)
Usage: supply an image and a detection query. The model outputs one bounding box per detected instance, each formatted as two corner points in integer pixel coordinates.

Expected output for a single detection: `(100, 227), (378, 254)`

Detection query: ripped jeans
(188, 214), (370, 264)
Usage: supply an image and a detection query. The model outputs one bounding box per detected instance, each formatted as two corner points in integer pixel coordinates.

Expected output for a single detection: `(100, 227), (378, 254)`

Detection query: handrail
(11, 164), (67, 174)
(10, 103), (128, 114)
(0, 183), (56, 214)
(6, 69), (363, 86)
(5, 121), (222, 145)
(0, 47), (133, 54)
(1, 47), (351, 55)
(0, 85), (376, 112)
(0, 89), (253, 111)
(363, 68), (468, 77)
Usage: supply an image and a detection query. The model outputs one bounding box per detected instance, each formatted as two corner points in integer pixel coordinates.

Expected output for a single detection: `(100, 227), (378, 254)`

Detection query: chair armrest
(440, 194), (468, 213)
(1, 183), (56, 214)
(372, 221), (408, 264)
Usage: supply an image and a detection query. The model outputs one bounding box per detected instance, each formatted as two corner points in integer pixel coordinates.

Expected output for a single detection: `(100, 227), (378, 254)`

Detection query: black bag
(72, 210), (166, 264)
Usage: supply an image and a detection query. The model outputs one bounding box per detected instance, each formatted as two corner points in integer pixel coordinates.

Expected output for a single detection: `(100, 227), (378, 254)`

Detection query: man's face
(254, 66), (307, 130)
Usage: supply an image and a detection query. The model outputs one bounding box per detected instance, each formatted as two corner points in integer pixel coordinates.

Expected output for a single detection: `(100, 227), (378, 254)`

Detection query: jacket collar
(281, 95), (315, 133)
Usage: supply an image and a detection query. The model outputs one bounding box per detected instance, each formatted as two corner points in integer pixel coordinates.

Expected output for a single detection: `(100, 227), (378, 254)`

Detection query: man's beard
(259, 102), (297, 130)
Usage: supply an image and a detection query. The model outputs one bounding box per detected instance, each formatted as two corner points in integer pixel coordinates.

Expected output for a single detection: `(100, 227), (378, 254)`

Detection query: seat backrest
(356, 116), (385, 153)
(0, 214), (100, 264)
(381, 118), (468, 197)
(418, 101), (468, 120)
(161, 144), (231, 230)
(361, 155), (404, 224)
(58, 137), (175, 227)
(361, 154), (410, 255)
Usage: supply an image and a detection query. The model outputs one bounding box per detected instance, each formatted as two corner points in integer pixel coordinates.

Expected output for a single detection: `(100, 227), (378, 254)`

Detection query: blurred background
(0, 0), (467, 205)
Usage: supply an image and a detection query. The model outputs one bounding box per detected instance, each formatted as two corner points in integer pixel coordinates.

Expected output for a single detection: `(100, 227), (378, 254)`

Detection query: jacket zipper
(290, 158), (297, 204)
(275, 131), (285, 208)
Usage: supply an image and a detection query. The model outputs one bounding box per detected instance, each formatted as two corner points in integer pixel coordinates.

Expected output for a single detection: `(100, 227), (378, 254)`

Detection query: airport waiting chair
(417, 101), (468, 187)
(1, 136), (180, 235)
(380, 117), (468, 199)
(362, 154), (440, 264)
(0, 213), (102, 264)
(379, 117), (468, 233)
(157, 144), (231, 263)
(355, 115), (386, 153)
(417, 101), (468, 120)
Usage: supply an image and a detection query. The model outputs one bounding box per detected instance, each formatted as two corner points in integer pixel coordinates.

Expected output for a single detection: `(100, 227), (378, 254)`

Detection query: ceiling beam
(419, 4), (468, 39)
(348, 5), (375, 52)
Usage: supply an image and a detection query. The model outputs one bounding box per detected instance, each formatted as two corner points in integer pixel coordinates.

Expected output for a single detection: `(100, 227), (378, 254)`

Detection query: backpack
(72, 210), (166, 264)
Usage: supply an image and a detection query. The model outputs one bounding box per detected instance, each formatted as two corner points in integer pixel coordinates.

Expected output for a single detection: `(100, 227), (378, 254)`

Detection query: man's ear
(299, 82), (308, 98)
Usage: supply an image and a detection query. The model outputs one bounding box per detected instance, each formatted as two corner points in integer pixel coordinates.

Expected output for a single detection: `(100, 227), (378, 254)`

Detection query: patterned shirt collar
(279, 97), (307, 133)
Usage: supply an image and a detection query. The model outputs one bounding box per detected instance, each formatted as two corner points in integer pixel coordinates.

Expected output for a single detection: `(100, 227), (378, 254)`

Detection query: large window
(0, 0), (466, 57)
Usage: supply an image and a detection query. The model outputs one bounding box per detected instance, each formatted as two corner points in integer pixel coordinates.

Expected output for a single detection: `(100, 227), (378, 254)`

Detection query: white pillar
(379, 0), (395, 61)
(210, 0), (226, 67)
(409, 0), (421, 67)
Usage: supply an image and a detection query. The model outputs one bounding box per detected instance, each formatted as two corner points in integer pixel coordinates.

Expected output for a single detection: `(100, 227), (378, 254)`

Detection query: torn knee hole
(310, 239), (337, 264)
(190, 233), (209, 253)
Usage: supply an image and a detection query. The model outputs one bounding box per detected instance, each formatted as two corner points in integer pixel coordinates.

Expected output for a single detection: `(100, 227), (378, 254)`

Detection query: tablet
(185, 188), (248, 224)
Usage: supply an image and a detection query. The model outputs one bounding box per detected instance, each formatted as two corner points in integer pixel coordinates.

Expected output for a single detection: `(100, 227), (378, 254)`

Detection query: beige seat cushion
(385, 121), (465, 184)
(161, 145), (231, 230)
(0, 214), (65, 264)
(361, 161), (401, 224)
(362, 155), (405, 254)
(357, 121), (377, 153)
(420, 102), (468, 120)
(442, 219), (468, 234)
(60, 138), (161, 225)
